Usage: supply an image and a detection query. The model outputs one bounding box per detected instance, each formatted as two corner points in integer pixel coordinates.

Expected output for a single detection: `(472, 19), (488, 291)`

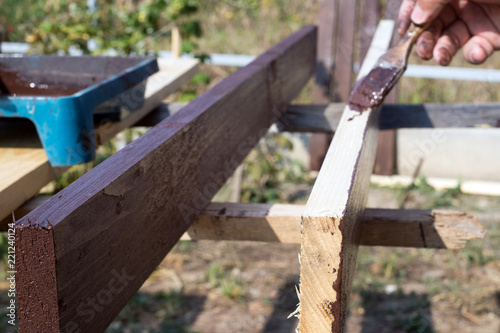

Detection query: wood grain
(332, 0), (357, 102)
(375, 0), (401, 176)
(277, 103), (500, 133)
(184, 203), (484, 249)
(5, 198), (485, 249)
(374, 130), (396, 175)
(0, 58), (199, 222)
(359, 0), (381, 64)
(15, 27), (316, 333)
(298, 20), (394, 333)
(309, 0), (336, 170)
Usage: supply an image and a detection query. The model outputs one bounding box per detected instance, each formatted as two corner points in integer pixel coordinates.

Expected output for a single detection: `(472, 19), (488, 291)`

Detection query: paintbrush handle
(379, 22), (430, 68)
(404, 22), (431, 48)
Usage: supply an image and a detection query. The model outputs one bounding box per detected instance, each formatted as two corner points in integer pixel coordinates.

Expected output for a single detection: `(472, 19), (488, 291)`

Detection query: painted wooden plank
(277, 103), (500, 133)
(309, 0), (337, 171)
(15, 26), (317, 333)
(374, 130), (396, 175)
(0, 58), (199, 222)
(375, 0), (401, 175)
(359, 0), (381, 64)
(298, 20), (394, 333)
(7, 198), (484, 249)
(332, 0), (357, 102)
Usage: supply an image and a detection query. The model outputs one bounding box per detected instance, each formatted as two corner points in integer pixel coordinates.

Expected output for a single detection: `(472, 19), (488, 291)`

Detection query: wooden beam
(375, 0), (401, 176)
(360, 208), (485, 249)
(359, 0), (381, 64)
(199, 205), (481, 248)
(298, 20), (394, 333)
(7, 198), (484, 249)
(15, 26), (316, 333)
(332, 0), (357, 102)
(309, 0), (336, 171)
(184, 203), (484, 249)
(277, 103), (500, 133)
(0, 58), (199, 222)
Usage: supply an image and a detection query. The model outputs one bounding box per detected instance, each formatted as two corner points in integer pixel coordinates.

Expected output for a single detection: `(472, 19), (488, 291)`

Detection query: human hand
(398, 0), (500, 65)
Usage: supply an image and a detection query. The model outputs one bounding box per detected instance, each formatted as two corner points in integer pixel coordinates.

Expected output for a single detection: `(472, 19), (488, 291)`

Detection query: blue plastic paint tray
(0, 55), (158, 166)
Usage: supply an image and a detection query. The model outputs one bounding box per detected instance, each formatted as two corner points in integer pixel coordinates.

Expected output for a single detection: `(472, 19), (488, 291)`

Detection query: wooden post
(332, 0), (357, 102)
(15, 27), (317, 333)
(298, 21), (394, 333)
(171, 26), (181, 59)
(310, 0), (358, 170)
(374, 0), (401, 175)
(309, 0), (336, 170)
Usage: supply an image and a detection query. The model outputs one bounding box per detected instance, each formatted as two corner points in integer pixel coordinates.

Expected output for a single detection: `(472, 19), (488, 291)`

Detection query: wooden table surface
(0, 57), (199, 221)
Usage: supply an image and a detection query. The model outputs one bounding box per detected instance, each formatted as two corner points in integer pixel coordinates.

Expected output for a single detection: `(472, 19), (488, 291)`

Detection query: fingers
(462, 36), (496, 64)
(458, 2), (500, 64)
(398, 0), (417, 35)
(415, 5), (457, 60)
(433, 19), (471, 65)
(411, 0), (453, 25)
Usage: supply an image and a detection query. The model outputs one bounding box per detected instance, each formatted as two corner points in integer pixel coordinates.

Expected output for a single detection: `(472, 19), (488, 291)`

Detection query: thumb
(411, 0), (451, 24)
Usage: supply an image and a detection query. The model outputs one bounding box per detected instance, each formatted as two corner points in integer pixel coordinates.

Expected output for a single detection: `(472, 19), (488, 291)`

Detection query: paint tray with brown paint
(0, 55), (158, 166)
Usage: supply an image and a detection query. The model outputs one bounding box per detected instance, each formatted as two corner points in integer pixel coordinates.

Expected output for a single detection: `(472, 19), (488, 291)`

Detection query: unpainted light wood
(15, 27), (316, 333)
(0, 58), (199, 222)
(298, 20), (394, 333)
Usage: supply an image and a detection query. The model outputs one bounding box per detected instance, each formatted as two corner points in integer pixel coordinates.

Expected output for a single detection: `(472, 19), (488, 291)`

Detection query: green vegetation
(2, 0), (202, 56)
(240, 134), (312, 203)
(206, 261), (245, 300)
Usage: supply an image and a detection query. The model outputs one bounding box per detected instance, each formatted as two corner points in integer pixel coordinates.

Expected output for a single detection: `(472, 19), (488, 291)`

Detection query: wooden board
(298, 20), (394, 333)
(374, 130), (396, 175)
(184, 203), (484, 249)
(15, 26), (317, 333)
(332, 0), (357, 102)
(309, 0), (336, 171)
(0, 58), (199, 222)
(4, 198), (485, 249)
(359, 0), (381, 64)
(375, 0), (402, 175)
(278, 103), (500, 133)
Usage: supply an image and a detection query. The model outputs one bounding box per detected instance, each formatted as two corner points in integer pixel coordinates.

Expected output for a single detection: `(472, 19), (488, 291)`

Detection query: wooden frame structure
(10, 21), (487, 333)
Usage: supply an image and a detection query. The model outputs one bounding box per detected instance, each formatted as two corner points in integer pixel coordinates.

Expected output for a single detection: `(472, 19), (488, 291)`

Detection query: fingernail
(469, 49), (482, 64)
(398, 20), (406, 35)
(417, 41), (432, 60)
(437, 48), (451, 66)
(411, 4), (425, 24)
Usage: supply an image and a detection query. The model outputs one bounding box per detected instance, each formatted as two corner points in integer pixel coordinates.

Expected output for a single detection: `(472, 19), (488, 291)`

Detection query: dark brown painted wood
(278, 103), (500, 133)
(359, 0), (381, 64)
(375, 0), (402, 175)
(15, 26), (317, 333)
(309, 0), (336, 171)
(332, 0), (357, 102)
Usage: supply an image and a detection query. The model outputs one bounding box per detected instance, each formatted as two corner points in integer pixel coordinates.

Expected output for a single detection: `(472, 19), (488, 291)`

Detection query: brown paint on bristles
(348, 22), (430, 111)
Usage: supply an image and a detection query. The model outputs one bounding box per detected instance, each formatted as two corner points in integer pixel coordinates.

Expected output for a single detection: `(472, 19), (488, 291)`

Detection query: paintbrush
(348, 22), (430, 111)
